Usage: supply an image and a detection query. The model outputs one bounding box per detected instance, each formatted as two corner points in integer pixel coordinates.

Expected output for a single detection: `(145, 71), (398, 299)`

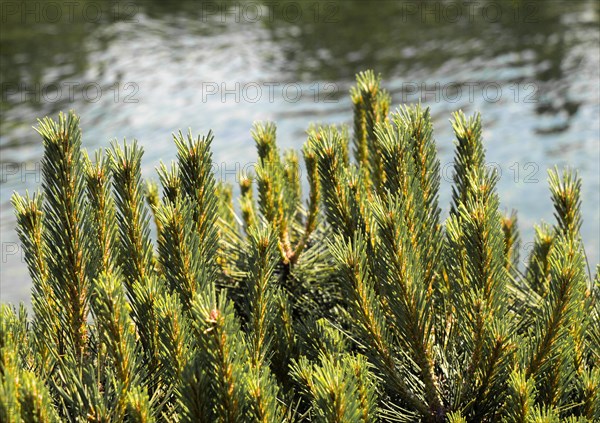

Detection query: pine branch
(291, 353), (379, 423)
(155, 292), (190, 416)
(270, 290), (298, 388)
(374, 115), (443, 301)
(11, 192), (47, 294)
(329, 233), (429, 416)
(156, 198), (206, 308)
(11, 192), (57, 373)
(588, 265), (600, 367)
(350, 70), (390, 191)
(394, 104), (441, 222)
(110, 140), (162, 383)
(215, 182), (239, 273)
(242, 225), (291, 418)
(1, 305), (24, 422)
(189, 290), (250, 422)
(370, 194), (444, 420)
(0, 314), (59, 423)
(244, 224), (280, 366)
(580, 369), (600, 420)
(548, 167), (582, 239)
(283, 149), (302, 225)
(445, 167), (512, 419)
(446, 411), (467, 423)
(144, 179), (162, 239)
(83, 149), (118, 276)
(110, 139), (155, 287)
(157, 161), (181, 205)
(90, 272), (140, 418)
(289, 138), (321, 263)
(239, 172), (257, 232)
(252, 122), (295, 264)
(127, 276), (164, 395)
(548, 168), (591, 379)
(37, 111), (90, 360)
(314, 127), (369, 240)
(126, 387), (155, 423)
(503, 370), (537, 423)
(16, 370), (59, 423)
(179, 329), (213, 423)
(246, 364), (284, 423)
(175, 130), (220, 264)
(525, 234), (586, 407)
(525, 223), (555, 296)
(502, 210), (521, 274)
(450, 111), (485, 214)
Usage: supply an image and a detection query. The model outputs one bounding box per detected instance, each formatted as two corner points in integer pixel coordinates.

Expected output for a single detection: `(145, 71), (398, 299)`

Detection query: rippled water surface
(1, 0), (599, 303)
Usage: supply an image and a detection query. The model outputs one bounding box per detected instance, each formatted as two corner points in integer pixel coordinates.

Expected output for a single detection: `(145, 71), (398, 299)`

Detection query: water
(1, 0), (599, 304)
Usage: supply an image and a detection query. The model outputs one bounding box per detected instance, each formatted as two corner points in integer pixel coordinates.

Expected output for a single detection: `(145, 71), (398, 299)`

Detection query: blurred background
(1, 0), (599, 304)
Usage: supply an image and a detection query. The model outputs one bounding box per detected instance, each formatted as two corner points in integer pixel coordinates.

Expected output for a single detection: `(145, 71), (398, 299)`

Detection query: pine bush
(1, 70), (599, 422)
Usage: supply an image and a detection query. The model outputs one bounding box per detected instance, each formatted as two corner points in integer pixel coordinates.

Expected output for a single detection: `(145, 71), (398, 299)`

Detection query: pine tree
(2, 71), (598, 422)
